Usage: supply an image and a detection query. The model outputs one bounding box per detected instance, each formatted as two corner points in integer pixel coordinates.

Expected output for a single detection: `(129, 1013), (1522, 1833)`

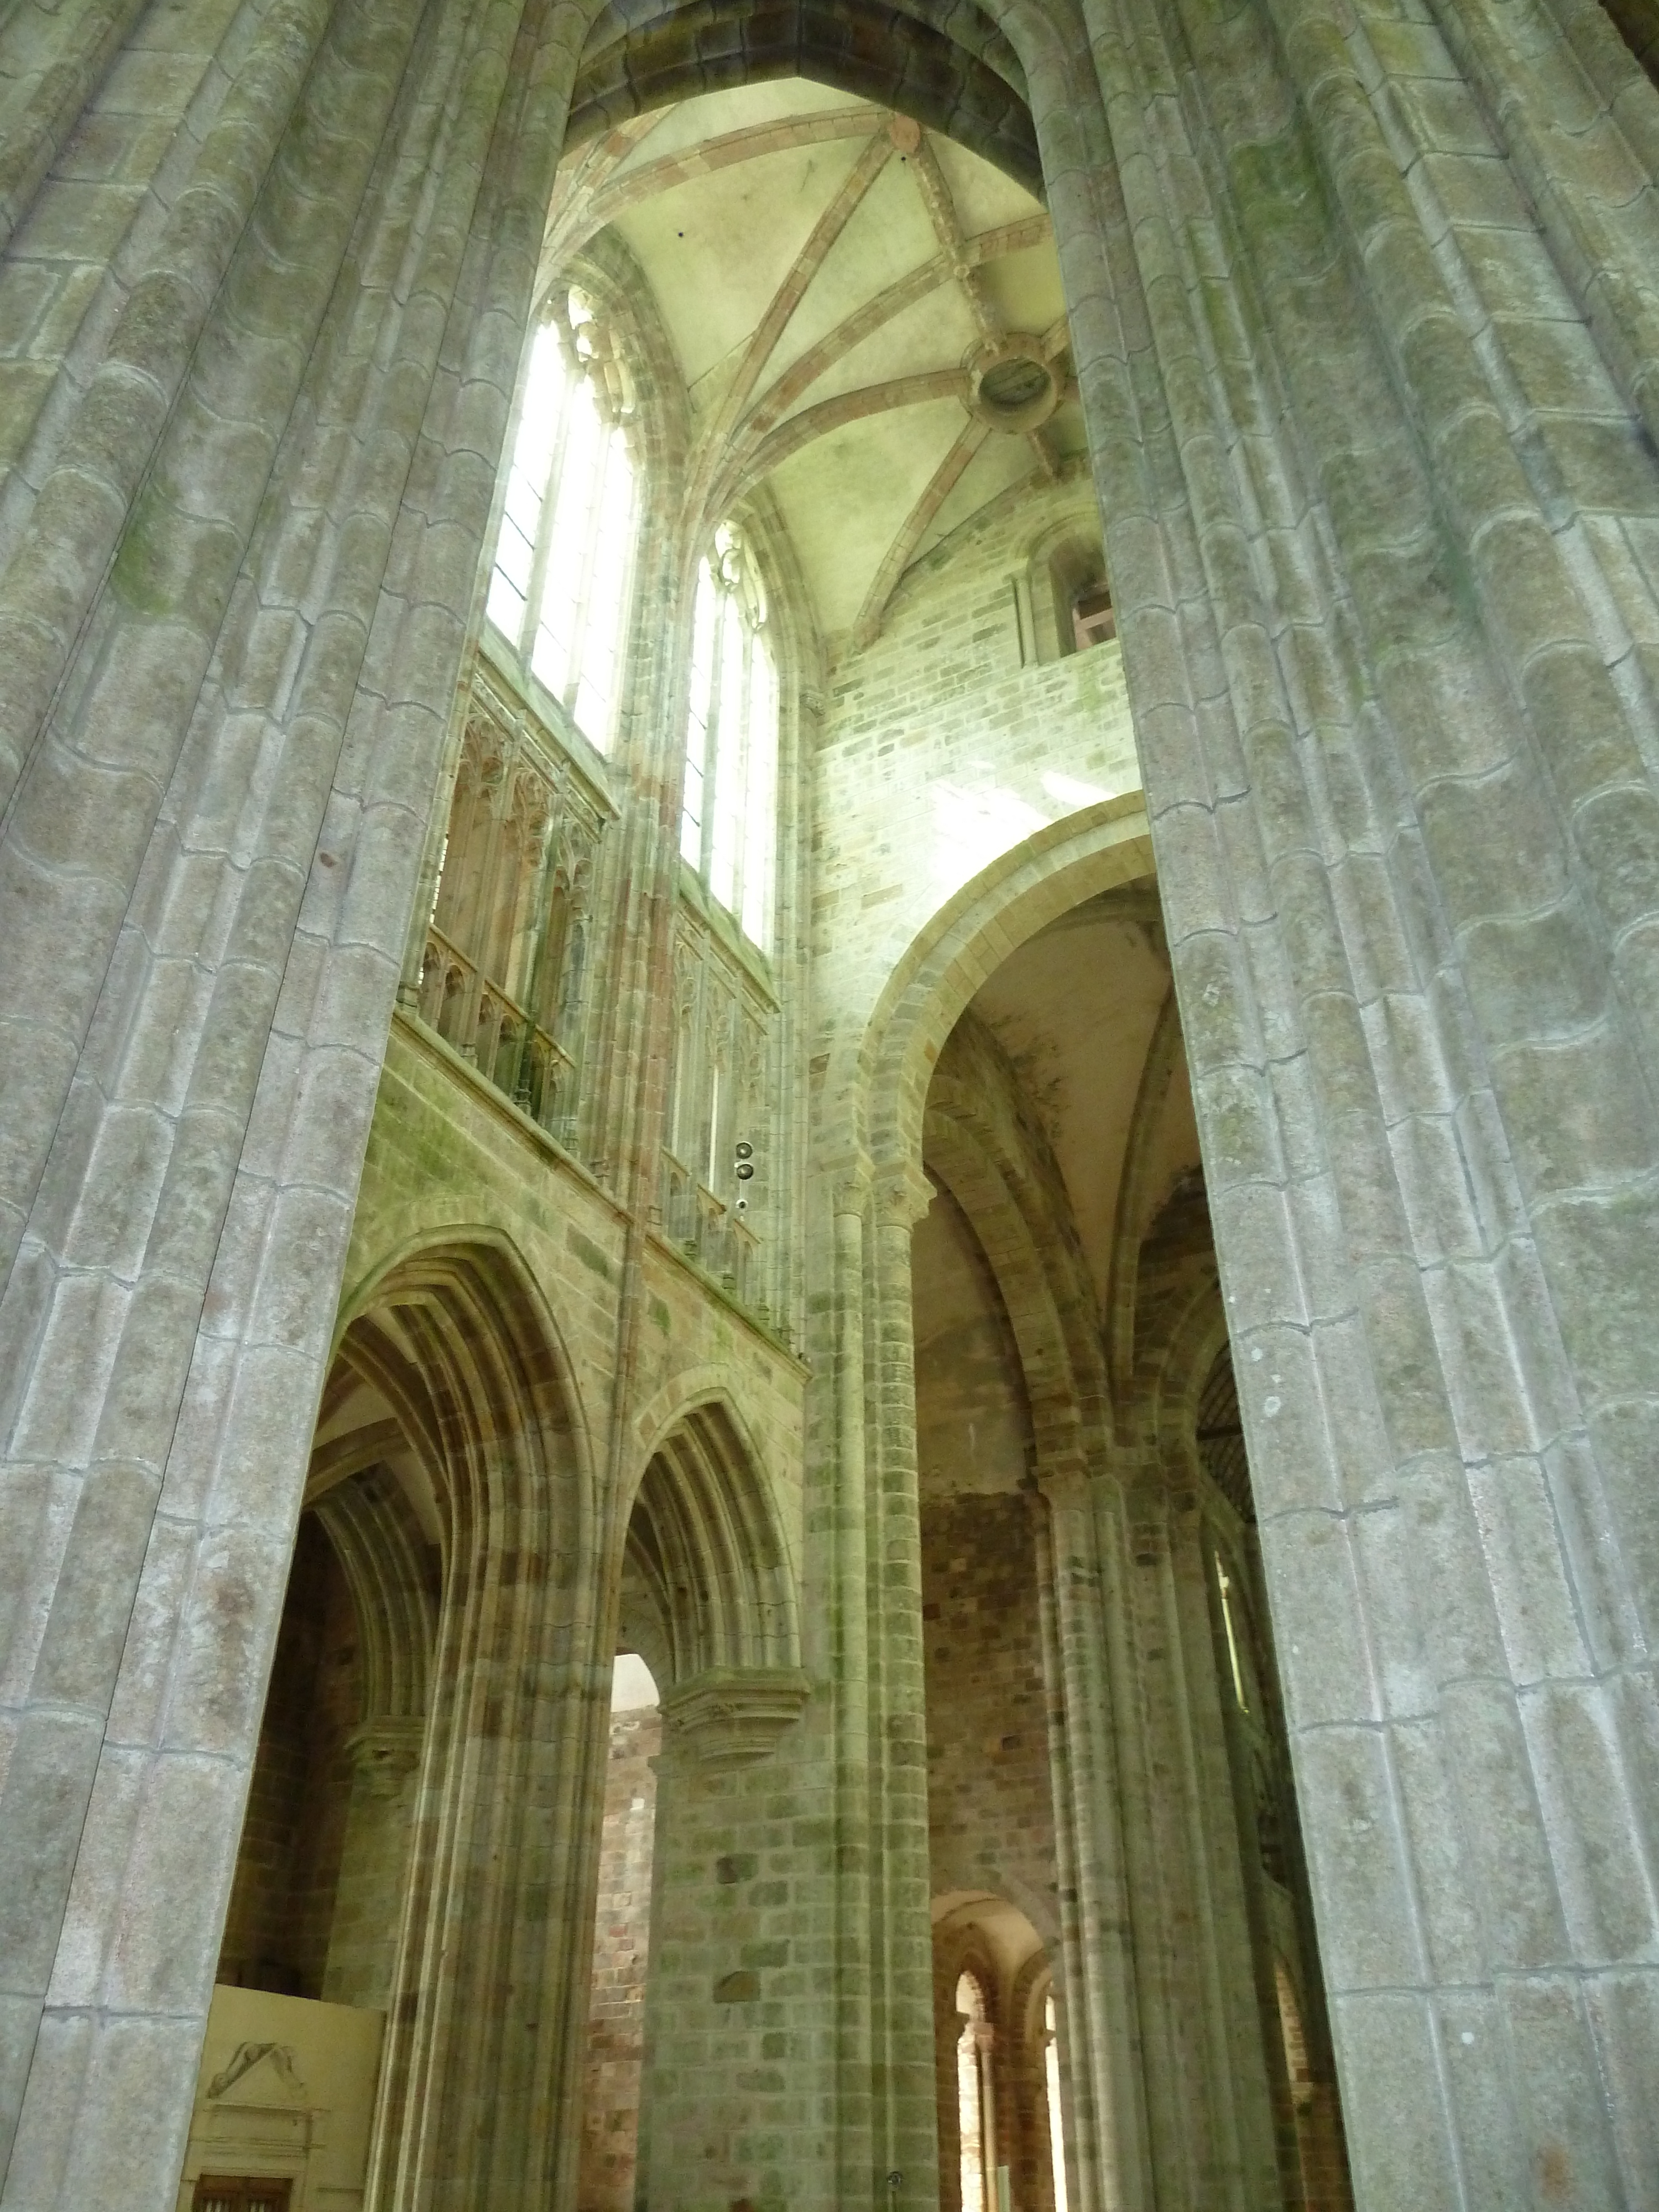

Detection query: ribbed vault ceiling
(544, 76), (1083, 648)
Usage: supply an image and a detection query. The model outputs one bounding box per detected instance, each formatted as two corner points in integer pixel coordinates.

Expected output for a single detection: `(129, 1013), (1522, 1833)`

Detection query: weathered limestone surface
(0, 0), (1657, 2203)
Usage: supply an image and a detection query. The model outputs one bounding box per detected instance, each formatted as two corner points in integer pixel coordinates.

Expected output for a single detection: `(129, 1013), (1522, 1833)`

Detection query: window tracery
(486, 288), (640, 753)
(680, 521), (780, 948)
(418, 674), (609, 1144)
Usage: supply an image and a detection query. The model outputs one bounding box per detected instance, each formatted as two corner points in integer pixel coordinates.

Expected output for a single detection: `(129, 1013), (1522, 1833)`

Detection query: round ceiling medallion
(968, 335), (1058, 434)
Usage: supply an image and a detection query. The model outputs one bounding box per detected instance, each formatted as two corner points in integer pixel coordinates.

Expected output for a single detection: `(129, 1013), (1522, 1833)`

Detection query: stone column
(868, 1160), (947, 2212)
(818, 1156), (876, 2208)
(634, 1670), (811, 2212)
(322, 1718), (426, 2012)
(1031, 1471), (1154, 2212)
(1046, 0), (1659, 2190)
(0, 0), (574, 2193)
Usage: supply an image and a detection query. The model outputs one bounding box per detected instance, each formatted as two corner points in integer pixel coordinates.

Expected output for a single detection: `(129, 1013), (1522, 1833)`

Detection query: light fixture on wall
(734, 1140), (755, 1213)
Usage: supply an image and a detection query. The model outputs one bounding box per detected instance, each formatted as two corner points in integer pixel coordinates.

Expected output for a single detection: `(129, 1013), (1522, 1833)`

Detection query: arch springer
(660, 1665), (812, 1768)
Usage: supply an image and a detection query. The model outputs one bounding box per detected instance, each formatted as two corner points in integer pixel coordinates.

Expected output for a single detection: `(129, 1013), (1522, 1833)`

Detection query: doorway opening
(576, 1653), (660, 2212)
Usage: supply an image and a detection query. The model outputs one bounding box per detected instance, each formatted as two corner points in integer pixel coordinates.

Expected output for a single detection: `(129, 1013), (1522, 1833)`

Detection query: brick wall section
(810, 472), (1138, 1061)
(920, 1494), (1055, 1935)
(577, 1703), (660, 2212)
(637, 1719), (834, 2212)
(218, 1514), (361, 1995)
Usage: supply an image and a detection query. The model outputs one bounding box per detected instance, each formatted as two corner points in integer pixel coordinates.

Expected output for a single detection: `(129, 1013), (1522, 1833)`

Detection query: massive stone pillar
(1038, 0), (1659, 2196)
(0, 0), (582, 2192)
(1034, 1470), (1156, 2211)
(637, 1676), (815, 2212)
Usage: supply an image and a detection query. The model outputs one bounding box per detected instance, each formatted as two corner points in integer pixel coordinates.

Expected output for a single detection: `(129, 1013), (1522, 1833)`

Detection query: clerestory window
(485, 288), (639, 752)
(679, 522), (779, 949)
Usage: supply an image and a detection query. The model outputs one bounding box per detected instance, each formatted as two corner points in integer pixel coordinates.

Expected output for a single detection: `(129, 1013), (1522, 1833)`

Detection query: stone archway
(327, 1237), (607, 2212)
(609, 1392), (810, 2212)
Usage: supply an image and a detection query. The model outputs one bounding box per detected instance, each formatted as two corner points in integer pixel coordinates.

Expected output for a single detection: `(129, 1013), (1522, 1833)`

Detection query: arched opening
(561, 0), (1041, 193)
(589, 1396), (806, 2210)
(214, 1514), (368, 2004)
(910, 877), (1354, 2209)
(932, 1895), (1063, 2212)
(1042, 1991), (1068, 2212)
(178, 1241), (600, 2212)
(956, 1971), (993, 2212)
(576, 1652), (661, 2212)
(214, 1454), (437, 2016)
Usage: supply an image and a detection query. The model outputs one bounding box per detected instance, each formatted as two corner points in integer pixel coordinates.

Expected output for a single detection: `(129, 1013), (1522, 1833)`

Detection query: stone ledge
(659, 1666), (812, 1770)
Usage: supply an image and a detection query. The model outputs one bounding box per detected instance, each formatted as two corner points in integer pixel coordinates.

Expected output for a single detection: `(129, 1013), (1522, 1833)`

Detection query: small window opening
(1217, 1553), (1250, 1712)
(956, 1972), (992, 2212)
(1071, 581), (1116, 650)
(1044, 1990), (1069, 2212)
(1040, 532), (1113, 660)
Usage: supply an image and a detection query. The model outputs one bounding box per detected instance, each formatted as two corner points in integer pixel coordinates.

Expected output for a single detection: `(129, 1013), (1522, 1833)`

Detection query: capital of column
(1032, 1455), (1090, 1514)
(660, 1665), (812, 1770)
(825, 1151), (873, 1218)
(345, 1715), (426, 1796)
(871, 1156), (933, 1230)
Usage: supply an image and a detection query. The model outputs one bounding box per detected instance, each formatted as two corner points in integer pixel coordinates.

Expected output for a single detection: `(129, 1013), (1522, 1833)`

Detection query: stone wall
(810, 473), (1138, 1062)
(921, 1496), (1055, 1940)
(351, 1015), (807, 1537)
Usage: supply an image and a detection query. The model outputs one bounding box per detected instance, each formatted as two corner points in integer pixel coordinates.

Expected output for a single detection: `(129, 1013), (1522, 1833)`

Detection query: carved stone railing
(660, 1147), (762, 1314)
(410, 661), (609, 1150)
(419, 924), (577, 1139)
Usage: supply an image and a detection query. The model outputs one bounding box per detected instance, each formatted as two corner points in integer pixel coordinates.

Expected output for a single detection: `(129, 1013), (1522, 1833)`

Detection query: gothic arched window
(956, 1971), (992, 2212)
(485, 289), (639, 752)
(679, 521), (779, 948)
(1044, 1989), (1069, 2212)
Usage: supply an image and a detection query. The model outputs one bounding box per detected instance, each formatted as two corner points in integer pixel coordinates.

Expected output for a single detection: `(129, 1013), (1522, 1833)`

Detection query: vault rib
(686, 127), (893, 526)
(555, 106), (883, 259)
(907, 131), (1003, 343)
(853, 415), (989, 646)
(721, 368), (968, 509)
(737, 212), (1050, 449)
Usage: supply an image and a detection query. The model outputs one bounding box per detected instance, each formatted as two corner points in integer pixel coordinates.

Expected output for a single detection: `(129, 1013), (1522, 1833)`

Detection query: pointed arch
(313, 1470), (437, 1724)
(318, 1234), (609, 2212)
(625, 1395), (800, 1685)
(565, 0), (1042, 194)
(923, 1011), (1108, 1482)
(856, 796), (1154, 1181)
